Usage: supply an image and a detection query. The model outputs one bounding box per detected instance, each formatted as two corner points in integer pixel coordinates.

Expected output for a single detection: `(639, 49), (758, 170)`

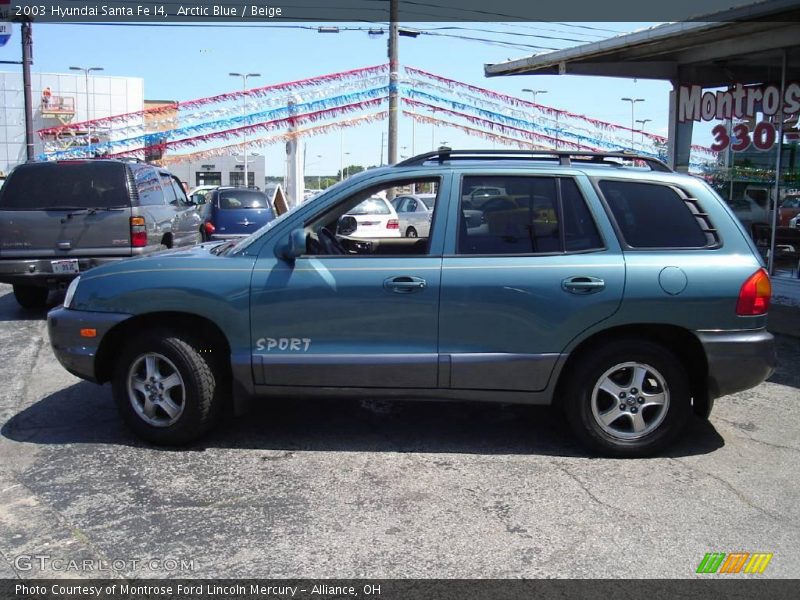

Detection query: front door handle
(562, 276), (605, 294)
(384, 276), (427, 294)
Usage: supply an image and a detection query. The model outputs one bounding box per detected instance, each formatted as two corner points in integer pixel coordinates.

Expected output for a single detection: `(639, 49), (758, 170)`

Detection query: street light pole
(621, 97), (645, 148)
(522, 89), (547, 149)
(70, 65), (104, 138)
(635, 118), (652, 145)
(522, 88), (547, 105)
(230, 72), (261, 187)
(340, 129), (344, 181)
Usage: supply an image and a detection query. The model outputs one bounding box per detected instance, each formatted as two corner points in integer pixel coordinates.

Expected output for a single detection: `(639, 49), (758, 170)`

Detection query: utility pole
(21, 20), (34, 161)
(388, 0), (399, 167)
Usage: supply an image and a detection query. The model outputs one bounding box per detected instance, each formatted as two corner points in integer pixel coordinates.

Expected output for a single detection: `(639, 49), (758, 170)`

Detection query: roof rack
(396, 148), (672, 173)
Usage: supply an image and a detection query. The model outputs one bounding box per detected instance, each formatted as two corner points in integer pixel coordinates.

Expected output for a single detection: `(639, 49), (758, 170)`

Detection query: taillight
(204, 222), (216, 235)
(130, 216), (147, 248)
(736, 268), (771, 316)
(386, 219), (399, 229)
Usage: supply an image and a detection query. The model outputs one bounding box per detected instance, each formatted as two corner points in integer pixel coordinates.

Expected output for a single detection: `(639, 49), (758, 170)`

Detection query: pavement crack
(715, 418), (800, 453)
(16, 333), (45, 412)
(556, 464), (618, 511)
(667, 457), (783, 522)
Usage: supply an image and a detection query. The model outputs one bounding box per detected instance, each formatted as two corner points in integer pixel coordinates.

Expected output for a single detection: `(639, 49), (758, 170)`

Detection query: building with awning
(484, 0), (800, 275)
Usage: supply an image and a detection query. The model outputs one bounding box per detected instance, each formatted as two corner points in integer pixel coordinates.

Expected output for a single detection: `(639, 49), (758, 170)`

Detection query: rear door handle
(384, 276), (427, 294)
(562, 276), (605, 294)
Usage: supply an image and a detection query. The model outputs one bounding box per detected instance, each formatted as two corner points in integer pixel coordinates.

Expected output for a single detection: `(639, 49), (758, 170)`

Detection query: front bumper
(0, 257), (128, 288)
(696, 328), (777, 399)
(47, 307), (132, 382)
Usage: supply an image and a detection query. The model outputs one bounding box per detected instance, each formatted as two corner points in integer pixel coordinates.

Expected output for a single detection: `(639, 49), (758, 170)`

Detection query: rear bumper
(696, 328), (777, 399)
(47, 307), (132, 382)
(0, 257), (129, 287)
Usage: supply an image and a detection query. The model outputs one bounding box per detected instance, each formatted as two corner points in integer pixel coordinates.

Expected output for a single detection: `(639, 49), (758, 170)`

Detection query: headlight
(63, 276), (80, 309)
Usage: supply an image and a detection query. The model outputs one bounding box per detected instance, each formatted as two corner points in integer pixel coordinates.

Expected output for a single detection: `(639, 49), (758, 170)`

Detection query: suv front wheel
(111, 331), (223, 445)
(563, 340), (691, 457)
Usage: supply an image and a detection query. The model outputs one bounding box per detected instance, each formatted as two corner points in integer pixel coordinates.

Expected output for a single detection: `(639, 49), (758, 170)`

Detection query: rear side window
(457, 176), (602, 255)
(598, 180), (710, 249)
(160, 174), (178, 205)
(562, 178), (603, 252)
(131, 164), (165, 206)
(0, 162), (128, 210)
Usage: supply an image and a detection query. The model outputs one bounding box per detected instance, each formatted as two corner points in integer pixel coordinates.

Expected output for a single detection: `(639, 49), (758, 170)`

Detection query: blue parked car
(199, 187), (275, 241)
(47, 150), (776, 456)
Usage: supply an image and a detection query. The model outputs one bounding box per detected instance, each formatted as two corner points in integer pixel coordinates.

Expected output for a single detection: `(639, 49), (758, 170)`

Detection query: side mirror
(337, 215), (358, 237)
(276, 228), (307, 262)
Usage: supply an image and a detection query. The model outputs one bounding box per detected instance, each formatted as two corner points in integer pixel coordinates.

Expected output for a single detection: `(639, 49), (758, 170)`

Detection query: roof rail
(395, 148), (672, 173)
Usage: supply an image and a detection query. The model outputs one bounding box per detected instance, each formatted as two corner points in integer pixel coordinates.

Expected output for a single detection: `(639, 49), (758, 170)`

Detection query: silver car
(392, 193), (436, 238)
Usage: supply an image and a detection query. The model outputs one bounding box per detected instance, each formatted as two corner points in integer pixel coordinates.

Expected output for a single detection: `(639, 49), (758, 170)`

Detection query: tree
(337, 164), (365, 180)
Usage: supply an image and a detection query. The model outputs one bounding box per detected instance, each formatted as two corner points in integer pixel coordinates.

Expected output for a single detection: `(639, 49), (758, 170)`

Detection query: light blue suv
(47, 150), (777, 457)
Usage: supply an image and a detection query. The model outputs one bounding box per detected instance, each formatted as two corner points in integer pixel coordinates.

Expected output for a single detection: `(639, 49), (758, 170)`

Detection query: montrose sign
(678, 83), (800, 152)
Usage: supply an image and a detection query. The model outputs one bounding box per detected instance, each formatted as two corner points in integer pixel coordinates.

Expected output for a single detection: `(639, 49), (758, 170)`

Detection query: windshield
(0, 162), (129, 210)
(219, 190), (269, 210)
(780, 197), (800, 209)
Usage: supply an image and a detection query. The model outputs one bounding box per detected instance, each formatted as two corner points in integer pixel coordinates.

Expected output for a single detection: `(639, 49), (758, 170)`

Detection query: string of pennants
(37, 63), (716, 164)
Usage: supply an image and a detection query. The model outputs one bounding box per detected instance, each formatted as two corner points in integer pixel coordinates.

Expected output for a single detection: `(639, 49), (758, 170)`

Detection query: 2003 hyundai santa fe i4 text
(47, 150), (777, 457)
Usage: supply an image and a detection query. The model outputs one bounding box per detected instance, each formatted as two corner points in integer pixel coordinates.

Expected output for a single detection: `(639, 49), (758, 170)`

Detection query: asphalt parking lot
(0, 282), (798, 579)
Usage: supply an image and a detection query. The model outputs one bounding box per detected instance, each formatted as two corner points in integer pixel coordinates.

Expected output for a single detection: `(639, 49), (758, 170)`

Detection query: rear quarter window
(598, 180), (712, 249)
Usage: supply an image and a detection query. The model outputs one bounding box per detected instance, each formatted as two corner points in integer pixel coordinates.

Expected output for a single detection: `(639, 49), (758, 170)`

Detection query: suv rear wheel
(563, 339), (691, 457)
(111, 331), (223, 445)
(13, 284), (49, 309)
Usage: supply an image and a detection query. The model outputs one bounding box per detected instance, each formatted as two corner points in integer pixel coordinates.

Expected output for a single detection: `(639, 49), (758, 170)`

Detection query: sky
(0, 20), (689, 178)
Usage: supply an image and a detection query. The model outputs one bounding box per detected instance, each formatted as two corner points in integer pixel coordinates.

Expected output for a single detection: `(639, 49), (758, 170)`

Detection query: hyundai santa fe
(47, 150), (776, 457)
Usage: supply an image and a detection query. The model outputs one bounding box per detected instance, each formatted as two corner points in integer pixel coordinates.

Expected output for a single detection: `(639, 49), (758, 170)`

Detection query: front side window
(302, 177), (441, 256)
(598, 180), (710, 248)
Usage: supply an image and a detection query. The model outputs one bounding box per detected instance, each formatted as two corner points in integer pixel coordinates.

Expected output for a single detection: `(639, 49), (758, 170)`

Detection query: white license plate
(51, 259), (80, 274)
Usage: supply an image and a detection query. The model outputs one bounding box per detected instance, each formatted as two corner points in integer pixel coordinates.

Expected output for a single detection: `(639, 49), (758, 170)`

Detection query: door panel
(439, 172), (624, 392)
(439, 254), (624, 391)
(249, 256), (442, 387)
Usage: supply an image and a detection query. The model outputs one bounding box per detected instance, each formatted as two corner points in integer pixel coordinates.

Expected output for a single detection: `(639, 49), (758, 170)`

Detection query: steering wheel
(316, 227), (347, 255)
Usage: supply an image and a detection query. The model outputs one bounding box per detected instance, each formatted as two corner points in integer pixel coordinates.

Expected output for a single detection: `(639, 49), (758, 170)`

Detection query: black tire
(111, 330), (223, 445)
(406, 227), (418, 238)
(562, 339), (692, 458)
(13, 284), (49, 310)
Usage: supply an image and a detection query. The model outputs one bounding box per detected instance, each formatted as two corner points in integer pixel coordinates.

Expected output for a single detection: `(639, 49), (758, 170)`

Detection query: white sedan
(340, 197), (401, 238)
